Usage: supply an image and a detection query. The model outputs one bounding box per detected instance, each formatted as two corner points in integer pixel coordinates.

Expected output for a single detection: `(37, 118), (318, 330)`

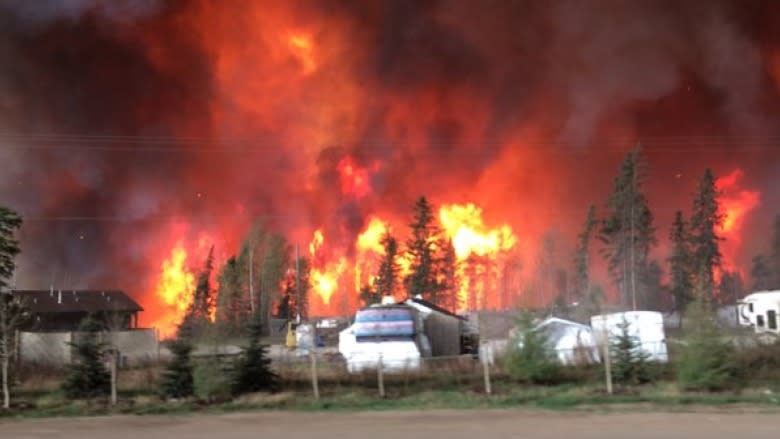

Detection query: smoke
(0, 0), (778, 308)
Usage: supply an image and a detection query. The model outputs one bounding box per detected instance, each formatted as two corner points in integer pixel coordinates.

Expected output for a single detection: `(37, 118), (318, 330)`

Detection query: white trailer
(591, 311), (668, 363)
(737, 291), (780, 334)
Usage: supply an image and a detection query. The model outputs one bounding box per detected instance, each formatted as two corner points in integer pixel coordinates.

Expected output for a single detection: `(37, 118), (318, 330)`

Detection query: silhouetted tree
(405, 196), (442, 302)
(232, 313), (279, 395)
(668, 210), (694, 314)
(0, 206), (22, 409)
(689, 169), (723, 301)
(600, 147), (656, 310)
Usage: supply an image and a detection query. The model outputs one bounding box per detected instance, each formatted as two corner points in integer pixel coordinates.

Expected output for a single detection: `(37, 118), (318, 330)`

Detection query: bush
(160, 322), (195, 399)
(504, 313), (563, 384)
(232, 314), (279, 395)
(193, 356), (233, 402)
(677, 300), (738, 391)
(61, 317), (110, 399)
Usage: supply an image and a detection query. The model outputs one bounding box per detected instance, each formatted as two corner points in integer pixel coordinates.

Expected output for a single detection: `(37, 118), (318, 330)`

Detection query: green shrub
(611, 318), (653, 386)
(677, 300), (738, 391)
(61, 317), (110, 399)
(193, 356), (233, 402)
(504, 313), (563, 384)
(160, 321), (194, 399)
(231, 314), (279, 395)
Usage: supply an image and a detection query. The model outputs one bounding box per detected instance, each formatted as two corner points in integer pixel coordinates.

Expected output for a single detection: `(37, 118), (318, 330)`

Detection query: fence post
(602, 327), (613, 395)
(310, 350), (320, 400)
(110, 348), (118, 406)
(482, 343), (492, 395)
(377, 354), (385, 398)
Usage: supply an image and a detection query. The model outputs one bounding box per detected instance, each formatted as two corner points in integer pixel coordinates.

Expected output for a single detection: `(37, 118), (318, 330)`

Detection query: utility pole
(249, 248), (255, 313)
(630, 152), (637, 311)
(295, 244), (301, 320)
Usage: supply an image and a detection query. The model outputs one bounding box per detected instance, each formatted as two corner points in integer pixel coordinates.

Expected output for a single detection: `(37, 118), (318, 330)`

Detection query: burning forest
(1, 1), (780, 337)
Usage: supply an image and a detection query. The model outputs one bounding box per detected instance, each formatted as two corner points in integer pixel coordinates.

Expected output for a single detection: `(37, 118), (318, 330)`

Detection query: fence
(18, 329), (159, 366)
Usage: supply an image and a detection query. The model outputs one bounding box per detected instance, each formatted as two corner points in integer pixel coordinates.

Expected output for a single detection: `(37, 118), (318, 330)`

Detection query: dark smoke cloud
(0, 0), (779, 299)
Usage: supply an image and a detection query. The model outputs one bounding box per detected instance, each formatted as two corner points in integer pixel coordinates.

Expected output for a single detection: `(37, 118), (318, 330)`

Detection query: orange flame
(155, 242), (196, 337)
(287, 33), (316, 75)
(439, 203), (518, 310)
(337, 156), (373, 198)
(715, 169), (760, 279)
(439, 203), (517, 258)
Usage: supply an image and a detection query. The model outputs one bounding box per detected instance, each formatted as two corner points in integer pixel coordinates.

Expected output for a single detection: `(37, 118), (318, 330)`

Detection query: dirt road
(2, 409), (777, 439)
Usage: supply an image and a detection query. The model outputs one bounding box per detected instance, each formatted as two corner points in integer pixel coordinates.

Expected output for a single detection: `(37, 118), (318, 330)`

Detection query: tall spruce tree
(190, 246), (216, 331)
(404, 196), (442, 302)
(668, 210), (694, 314)
(689, 168), (723, 301)
(600, 148), (656, 310)
(0, 206), (22, 409)
(216, 247), (251, 336)
(751, 255), (774, 291)
(257, 233), (289, 333)
(374, 232), (400, 299)
(573, 205), (597, 302)
(771, 214), (780, 287)
(438, 238), (459, 312)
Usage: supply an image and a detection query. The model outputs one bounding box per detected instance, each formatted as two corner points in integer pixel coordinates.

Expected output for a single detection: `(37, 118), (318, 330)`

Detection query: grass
(3, 381), (780, 419)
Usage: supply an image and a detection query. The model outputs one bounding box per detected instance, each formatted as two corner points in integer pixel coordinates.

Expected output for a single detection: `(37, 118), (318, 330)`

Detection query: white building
(591, 311), (668, 363)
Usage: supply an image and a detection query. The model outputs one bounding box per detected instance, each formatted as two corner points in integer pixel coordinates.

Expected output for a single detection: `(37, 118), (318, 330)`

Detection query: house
(11, 289), (143, 331)
(10, 289), (157, 366)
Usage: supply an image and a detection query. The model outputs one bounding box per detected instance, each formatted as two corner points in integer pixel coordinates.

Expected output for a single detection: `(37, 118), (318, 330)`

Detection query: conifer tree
(359, 284), (381, 307)
(610, 318), (651, 386)
(689, 169), (723, 301)
(216, 247), (251, 336)
(404, 196), (442, 302)
(677, 296), (736, 391)
(668, 210), (694, 314)
(160, 319), (195, 399)
(751, 255), (773, 291)
(573, 205), (597, 302)
(600, 148), (656, 310)
(772, 215), (780, 287)
(190, 246), (216, 332)
(438, 238), (459, 311)
(0, 206), (23, 409)
(374, 232), (400, 299)
(232, 313), (279, 395)
(505, 313), (561, 384)
(62, 317), (111, 399)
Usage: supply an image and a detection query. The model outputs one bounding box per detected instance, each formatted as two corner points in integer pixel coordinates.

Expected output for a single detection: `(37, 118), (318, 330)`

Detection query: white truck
(591, 311), (668, 363)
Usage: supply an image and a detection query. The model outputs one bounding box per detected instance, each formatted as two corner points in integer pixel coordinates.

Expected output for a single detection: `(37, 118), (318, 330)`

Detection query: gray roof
(11, 290), (143, 313)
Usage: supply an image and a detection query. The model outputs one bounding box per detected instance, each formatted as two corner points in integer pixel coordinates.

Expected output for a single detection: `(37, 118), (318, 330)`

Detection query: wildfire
(439, 203), (518, 310)
(715, 169), (760, 278)
(155, 242), (196, 337)
(356, 217), (389, 254)
(337, 156), (374, 198)
(439, 203), (517, 258)
(287, 33), (316, 75)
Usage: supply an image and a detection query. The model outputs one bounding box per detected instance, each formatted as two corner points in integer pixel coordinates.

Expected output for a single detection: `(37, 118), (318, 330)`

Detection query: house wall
(19, 329), (159, 366)
(424, 313), (461, 356)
